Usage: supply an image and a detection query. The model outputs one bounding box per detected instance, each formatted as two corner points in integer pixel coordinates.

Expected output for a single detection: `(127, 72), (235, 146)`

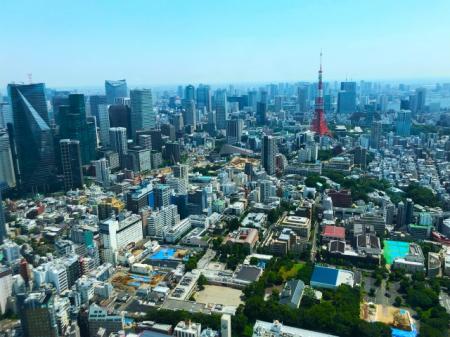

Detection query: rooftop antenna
(27, 73), (33, 84)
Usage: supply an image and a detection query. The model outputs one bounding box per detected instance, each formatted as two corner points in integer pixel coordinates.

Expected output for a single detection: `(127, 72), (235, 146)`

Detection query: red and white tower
(310, 52), (331, 136)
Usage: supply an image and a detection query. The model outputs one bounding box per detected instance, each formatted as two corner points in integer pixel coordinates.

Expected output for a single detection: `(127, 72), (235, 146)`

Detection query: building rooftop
(322, 225), (345, 239)
(252, 320), (338, 337)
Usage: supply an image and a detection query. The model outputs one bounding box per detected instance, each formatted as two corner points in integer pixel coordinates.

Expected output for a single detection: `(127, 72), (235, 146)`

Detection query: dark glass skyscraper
(337, 81), (357, 114)
(0, 189), (6, 244)
(396, 110), (412, 137)
(60, 139), (84, 191)
(8, 83), (56, 193)
(130, 89), (155, 138)
(105, 79), (128, 104)
(184, 84), (195, 101)
(18, 291), (58, 337)
(261, 134), (276, 175)
(109, 103), (132, 138)
(89, 95), (107, 121)
(256, 102), (267, 126)
(196, 85), (211, 112)
(59, 94), (97, 165)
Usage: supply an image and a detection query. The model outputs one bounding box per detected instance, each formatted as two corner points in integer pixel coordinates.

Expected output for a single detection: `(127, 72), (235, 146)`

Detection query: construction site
(111, 270), (166, 293)
(361, 302), (417, 337)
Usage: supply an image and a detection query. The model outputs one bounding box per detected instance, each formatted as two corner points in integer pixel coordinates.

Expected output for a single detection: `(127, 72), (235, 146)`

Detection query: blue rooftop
(311, 265), (339, 286)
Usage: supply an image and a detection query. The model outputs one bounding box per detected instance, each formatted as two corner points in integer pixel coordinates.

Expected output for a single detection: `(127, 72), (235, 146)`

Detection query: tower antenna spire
(320, 50), (323, 72)
(310, 51), (331, 137)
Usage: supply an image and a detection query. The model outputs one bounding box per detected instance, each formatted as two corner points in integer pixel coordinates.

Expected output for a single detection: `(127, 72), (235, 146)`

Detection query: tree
(304, 174), (328, 189)
(405, 183), (440, 207)
(249, 257), (258, 265)
(394, 296), (402, 307)
(212, 236), (223, 250)
(198, 274), (207, 290)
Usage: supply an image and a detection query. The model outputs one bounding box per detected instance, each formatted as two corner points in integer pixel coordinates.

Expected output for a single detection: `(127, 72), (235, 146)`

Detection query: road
(310, 219), (319, 263)
(197, 248), (216, 269)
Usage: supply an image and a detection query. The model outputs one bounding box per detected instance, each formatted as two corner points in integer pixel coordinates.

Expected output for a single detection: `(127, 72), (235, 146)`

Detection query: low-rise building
(252, 320), (338, 337)
(225, 227), (259, 253)
(310, 265), (355, 290)
(278, 215), (311, 240)
(392, 243), (425, 273)
(321, 225), (345, 243)
(279, 279), (305, 309)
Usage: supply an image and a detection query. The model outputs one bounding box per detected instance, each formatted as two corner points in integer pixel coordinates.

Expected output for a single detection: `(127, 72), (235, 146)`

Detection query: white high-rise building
(0, 131), (16, 188)
(97, 104), (110, 146)
(259, 180), (275, 203)
(172, 164), (189, 194)
(109, 127), (128, 166)
(93, 158), (110, 187)
(47, 264), (69, 294)
(100, 214), (143, 264)
(221, 314), (232, 337)
(147, 205), (180, 239)
(167, 177), (186, 195)
(0, 267), (13, 314)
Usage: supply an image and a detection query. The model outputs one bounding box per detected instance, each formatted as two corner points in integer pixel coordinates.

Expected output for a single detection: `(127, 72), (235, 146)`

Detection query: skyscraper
(182, 99), (196, 127)
(109, 103), (131, 138)
(109, 127), (128, 167)
(337, 81), (357, 114)
(405, 198), (414, 226)
(51, 91), (70, 124)
(154, 184), (171, 209)
(0, 189), (6, 244)
(215, 89), (228, 130)
(173, 164), (189, 188)
(105, 80), (128, 105)
(164, 141), (181, 164)
(130, 89), (155, 138)
(93, 158), (110, 187)
(196, 85), (211, 112)
(0, 131), (16, 188)
(396, 201), (406, 229)
(161, 123), (176, 141)
(97, 104), (111, 146)
(261, 135), (276, 175)
(226, 119), (243, 144)
(18, 291), (59, 337)
(59, 94), (97, 165)
(415, 87), (426, 113)
(60, 139), (84, 191)
(256, 102), (267, 126)
(297, 86), (308, 113)
(8, 83), (56, 192)
(171, 113), (184, 133)
(370, 121), (382, 149)
(184, 84), (195, 101)
(247, 90), (258, 111)
(396, 110), (412, 137)
(89, 95), (107, 121)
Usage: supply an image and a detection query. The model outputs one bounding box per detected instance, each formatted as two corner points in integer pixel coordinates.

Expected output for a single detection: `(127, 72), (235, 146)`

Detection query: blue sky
(1, 0), (450, 88)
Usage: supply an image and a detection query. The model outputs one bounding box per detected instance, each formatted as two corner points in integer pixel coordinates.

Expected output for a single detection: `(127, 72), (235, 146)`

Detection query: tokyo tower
(310, 52), (331, 137)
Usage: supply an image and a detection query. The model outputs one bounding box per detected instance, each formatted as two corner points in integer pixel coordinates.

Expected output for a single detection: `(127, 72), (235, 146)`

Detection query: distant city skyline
(2, 0), (450, 88)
